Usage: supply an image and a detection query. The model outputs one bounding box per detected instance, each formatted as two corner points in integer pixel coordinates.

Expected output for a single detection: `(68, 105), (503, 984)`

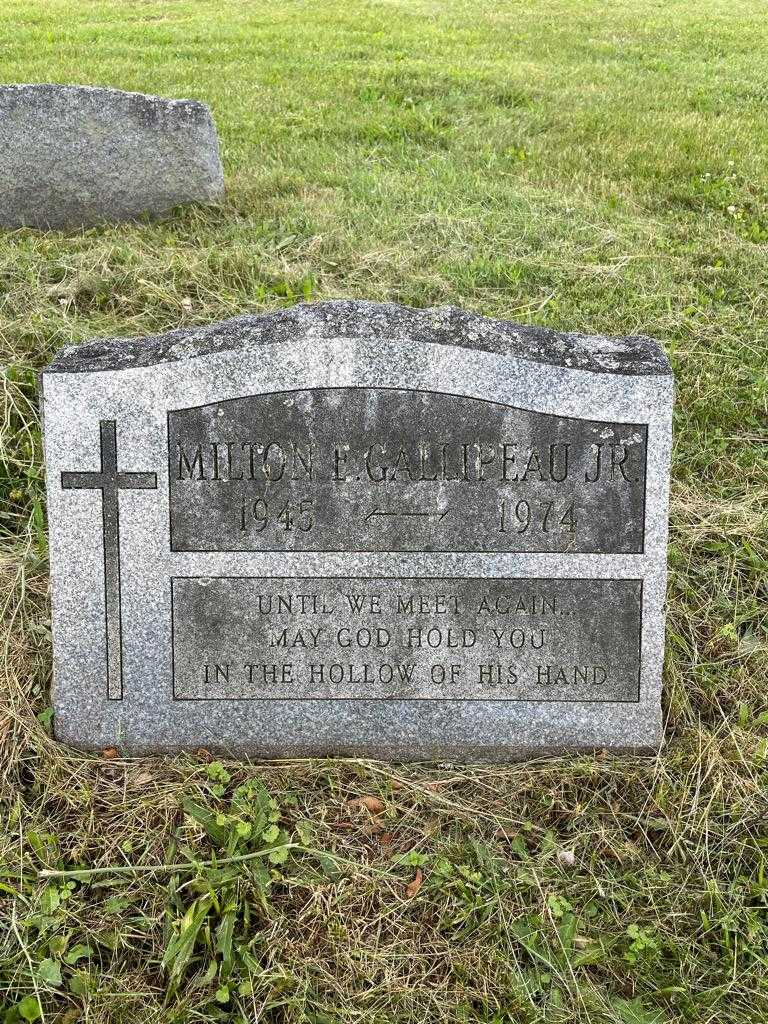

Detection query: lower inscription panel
(171, 577), (642, 703)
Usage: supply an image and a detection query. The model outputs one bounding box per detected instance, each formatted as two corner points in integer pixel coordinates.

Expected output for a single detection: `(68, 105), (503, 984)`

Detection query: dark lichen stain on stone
(46, 300), (672, 377)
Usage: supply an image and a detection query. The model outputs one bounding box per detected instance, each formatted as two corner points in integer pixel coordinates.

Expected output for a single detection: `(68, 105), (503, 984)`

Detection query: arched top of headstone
(47, 300), (671, 376)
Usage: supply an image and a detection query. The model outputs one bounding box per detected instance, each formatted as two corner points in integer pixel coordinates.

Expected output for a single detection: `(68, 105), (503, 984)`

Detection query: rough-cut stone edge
(44, 301), (672, 377)
(0, 83), (215, 126)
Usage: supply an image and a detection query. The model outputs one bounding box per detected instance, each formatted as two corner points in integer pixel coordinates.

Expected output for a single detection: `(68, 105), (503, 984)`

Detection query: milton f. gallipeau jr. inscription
(168, 387), (648, 553)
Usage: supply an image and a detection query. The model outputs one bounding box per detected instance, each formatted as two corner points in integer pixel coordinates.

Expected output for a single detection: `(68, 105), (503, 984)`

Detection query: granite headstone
(41, 301), (674, 758)
(0, 85), (223, 229)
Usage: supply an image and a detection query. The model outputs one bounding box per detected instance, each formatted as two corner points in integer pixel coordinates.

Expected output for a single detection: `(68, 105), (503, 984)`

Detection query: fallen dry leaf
(556, 848), (576, 868)
(406, 868), (423, 897)
(347, 795), (385, 814)
(379, 831), (393, 847)
(101, 747), (119, 759)
(494, 826), (517, 841)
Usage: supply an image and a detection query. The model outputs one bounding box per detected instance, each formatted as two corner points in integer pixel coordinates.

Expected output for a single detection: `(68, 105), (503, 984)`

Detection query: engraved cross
(61, 420), (157, 700)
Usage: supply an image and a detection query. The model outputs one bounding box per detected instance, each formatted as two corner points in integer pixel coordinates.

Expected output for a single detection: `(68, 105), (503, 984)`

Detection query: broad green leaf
(40, 884), (61, 915)
(611, 996), (664, 1024)
(38, 956), (62, 986)
(64, 943), (93, 965)
(162, 893), (214, 982)
(215, 906), (236, 965)
(268, 844), (289, 865)
(17, 996), (41, 1022)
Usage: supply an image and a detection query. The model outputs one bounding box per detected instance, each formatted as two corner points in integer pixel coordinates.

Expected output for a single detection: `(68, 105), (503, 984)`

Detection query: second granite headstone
(41, 301), (673, 758)
(0, 85), (223, 229)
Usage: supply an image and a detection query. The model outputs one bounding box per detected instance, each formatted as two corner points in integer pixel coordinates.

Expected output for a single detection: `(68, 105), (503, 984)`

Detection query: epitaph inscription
(168, 388), (648, 553)
(171, 576), (642, 702)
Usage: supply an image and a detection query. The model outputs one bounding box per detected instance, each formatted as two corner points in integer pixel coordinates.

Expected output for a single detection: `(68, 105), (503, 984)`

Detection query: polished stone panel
(168, 389), (647, 554)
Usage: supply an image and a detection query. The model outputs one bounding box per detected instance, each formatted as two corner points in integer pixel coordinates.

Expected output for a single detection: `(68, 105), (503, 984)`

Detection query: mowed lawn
(1, 1), (767, 1022)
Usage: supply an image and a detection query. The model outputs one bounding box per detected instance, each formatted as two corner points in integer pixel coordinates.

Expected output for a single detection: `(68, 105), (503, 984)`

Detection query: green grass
(1, 1), (767, 1021)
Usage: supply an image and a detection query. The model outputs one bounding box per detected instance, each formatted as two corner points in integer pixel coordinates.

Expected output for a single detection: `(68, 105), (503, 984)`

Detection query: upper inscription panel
(168, 387), (647, 553)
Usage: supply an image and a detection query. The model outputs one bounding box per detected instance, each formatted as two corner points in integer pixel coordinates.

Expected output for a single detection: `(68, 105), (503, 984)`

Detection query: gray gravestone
(0, 85), (223, 229)
(41, 301), (673, 758)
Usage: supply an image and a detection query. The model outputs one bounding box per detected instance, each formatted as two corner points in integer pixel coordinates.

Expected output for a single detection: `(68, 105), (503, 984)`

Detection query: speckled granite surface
(49, 300), (670, 376)
(41, 301), (673, 759)
(0, 84), (223, 229)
